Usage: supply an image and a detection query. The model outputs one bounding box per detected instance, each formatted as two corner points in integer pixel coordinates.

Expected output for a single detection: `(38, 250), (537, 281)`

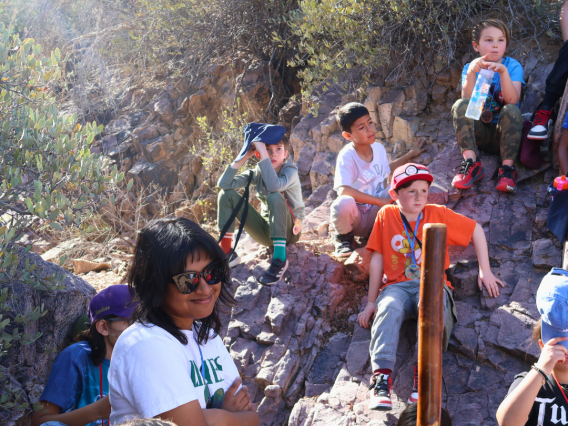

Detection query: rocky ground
(7, 45), (568, 426)
(214, 139), (563, 426)
(283, 149), (563, 426)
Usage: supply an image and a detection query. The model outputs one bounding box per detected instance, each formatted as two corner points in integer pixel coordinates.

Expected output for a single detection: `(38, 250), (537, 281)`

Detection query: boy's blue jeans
(40, 422), (67, 426)
(370, 279), (455, 372)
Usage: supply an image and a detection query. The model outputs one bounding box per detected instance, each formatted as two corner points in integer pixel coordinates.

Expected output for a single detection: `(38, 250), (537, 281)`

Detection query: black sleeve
(507, 371), (528, 395)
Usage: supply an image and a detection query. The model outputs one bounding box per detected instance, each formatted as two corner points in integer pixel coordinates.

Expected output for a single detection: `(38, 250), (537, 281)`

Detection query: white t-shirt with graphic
(334, 142), (391, 201)
(108, 322), (240, 423)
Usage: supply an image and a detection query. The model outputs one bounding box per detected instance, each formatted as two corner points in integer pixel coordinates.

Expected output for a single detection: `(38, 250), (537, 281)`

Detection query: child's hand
(536, 337), (568, 374)
(484, 62), (508, 75)
(478, 269), (505, 298)
(407, 139), (427, 159)
(468, 54), (489, 75)
(252, 141), (267, 155)
(242, 146), (257, 162)
(357, 302), (376, 329)
(222, 377), (253, 412)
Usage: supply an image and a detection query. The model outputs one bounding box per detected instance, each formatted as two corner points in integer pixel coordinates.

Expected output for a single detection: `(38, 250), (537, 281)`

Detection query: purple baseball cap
(537, 268), (568, 349)
(88, 285), (138, 323)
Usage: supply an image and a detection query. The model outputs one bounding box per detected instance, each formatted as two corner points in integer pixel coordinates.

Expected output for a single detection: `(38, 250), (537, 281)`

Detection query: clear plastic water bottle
(465, 68), (495, 120)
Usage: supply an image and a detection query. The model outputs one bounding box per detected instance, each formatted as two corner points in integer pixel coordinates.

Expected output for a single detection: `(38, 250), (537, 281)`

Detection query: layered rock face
(95, 59), (281, 206)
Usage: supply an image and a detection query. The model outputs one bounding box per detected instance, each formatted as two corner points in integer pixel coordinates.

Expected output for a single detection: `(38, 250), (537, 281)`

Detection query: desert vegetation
(0, 0), (566, 421)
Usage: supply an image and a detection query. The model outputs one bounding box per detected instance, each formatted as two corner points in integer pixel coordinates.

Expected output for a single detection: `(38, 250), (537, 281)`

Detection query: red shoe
(528, 108), (553, 140)
(407, 365), (419, 404)
(496, 165), (517, 193)
(452, 159), (485, 189)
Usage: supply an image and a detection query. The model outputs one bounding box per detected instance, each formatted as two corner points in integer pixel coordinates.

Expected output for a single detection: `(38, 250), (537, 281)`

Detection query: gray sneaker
(226, 249), (241, 268)
(258, 258), (288, 285)
(334, 232), (354, 257)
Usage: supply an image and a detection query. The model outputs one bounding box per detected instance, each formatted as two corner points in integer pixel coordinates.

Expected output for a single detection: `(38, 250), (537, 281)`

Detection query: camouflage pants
(451, 98), (523, 161)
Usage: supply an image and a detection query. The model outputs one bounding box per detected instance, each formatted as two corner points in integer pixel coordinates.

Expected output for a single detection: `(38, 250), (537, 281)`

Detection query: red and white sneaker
(369, 372), (392, 411)
(452, 159), (485, 189)
(408, 365), (419, 404)
(528, 108), (553, 140)
(496, 165), (517, 193)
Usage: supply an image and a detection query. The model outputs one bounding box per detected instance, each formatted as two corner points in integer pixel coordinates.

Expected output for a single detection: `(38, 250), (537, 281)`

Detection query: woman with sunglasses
(109, 218), (258, 426)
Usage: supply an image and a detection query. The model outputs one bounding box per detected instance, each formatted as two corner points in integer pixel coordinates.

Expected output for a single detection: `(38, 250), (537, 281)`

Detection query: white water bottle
(465, 68), (495, 120)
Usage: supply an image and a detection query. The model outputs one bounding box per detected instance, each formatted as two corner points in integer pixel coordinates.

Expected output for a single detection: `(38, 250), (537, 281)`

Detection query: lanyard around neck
(99, 364), (106, 426)
(198, 345), (206, 383)
(197, 343), (213, 408)
(552, 373), (568, 406)
(400, 210), (421, 266)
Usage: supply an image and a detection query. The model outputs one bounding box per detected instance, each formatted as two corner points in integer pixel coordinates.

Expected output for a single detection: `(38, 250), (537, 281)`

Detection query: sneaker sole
(527, 134), (549, 140)
(228, 255), (241, 268)
(369, 402), (393, 411)
(453, 171), (485, 189)
(335, 251), (354, 258)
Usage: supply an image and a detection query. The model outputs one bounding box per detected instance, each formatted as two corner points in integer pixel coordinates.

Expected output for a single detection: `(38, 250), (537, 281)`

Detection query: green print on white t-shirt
(189, 356), (224, 388)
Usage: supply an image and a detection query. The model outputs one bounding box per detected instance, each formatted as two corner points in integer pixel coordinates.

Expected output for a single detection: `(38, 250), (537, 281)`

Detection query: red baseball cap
(391, 163), (433, 191)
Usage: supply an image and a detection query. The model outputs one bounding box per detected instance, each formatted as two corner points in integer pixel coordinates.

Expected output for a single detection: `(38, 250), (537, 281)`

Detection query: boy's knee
(501, 104), (522, 122)
(452, 98), (469, 116)
(376, 294), (405, 315)
(266, 191), (286, 206)
(331, 195), (357, 215)
(218, 188), (238, 202)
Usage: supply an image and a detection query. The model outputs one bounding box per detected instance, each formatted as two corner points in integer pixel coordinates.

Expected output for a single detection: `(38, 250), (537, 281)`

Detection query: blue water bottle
(465, 68), (495, 120)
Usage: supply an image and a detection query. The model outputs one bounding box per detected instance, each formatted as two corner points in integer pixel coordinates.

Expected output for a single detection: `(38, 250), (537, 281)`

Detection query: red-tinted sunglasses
(171, 261), (225, 294)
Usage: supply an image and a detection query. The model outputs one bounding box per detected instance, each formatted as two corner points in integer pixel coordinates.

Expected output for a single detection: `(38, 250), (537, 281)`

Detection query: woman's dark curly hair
(127, 217), (235, 346)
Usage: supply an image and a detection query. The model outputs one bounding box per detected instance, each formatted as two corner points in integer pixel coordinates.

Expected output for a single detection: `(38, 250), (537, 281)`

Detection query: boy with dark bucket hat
(497, 268), (568, 426)
(31, 285), (137, 426)
(217, 122), (305, 285)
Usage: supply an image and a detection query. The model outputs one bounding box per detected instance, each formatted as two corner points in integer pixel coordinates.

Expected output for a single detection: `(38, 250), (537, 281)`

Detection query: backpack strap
(218, 170), (253, 253)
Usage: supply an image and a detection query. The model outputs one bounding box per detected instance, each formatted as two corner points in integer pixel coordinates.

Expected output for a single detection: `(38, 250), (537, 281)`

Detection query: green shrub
(288, 0), (566, 102)
(0, 22), (123, 413)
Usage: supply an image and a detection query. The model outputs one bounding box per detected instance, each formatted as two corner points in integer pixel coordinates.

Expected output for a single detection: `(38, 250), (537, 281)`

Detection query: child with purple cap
(497, 268), (568, 426)
(31, 285), (137, 426)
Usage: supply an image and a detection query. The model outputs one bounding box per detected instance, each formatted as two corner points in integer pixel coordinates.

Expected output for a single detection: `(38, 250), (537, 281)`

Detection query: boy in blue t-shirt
(451, 19), (525, 193)
(31, 285), (137, 426)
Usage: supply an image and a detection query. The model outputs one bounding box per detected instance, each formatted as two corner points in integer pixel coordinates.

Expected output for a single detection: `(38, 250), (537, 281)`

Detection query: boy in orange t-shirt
(357, 163), (504, 411)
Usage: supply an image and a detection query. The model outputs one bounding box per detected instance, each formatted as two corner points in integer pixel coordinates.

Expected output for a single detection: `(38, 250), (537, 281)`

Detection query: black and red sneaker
(407, 365), (418, 404)
(528, 108), (553, 140)
(368, 372), (392, 411)
(452, 159), (485, 189)
(496, 165), (517, 193)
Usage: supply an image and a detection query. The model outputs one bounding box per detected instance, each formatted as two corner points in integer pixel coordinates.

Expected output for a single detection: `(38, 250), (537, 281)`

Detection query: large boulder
(0, 246), (95, 425)
(127, 158), (179, 191)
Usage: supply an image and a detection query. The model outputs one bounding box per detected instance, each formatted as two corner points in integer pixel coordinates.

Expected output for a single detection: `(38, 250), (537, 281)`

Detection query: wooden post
(417, 223), (447, 426)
